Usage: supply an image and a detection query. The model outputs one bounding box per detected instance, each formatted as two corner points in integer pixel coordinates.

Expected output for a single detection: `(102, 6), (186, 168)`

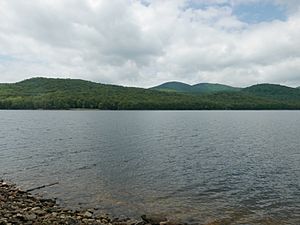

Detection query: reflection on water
(0, 110), (299, 224)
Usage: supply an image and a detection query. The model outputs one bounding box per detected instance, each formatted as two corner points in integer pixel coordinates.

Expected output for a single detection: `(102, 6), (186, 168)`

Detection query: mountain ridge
(150, 81), (240, 93)
(151, 81), (300, 94)
(243, 83), (300, 101)
(0, 77), (299, 110)
(150, 81), (192, 92)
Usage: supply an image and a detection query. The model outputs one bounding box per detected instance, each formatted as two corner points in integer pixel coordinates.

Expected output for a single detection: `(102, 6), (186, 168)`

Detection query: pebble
(84, 211), (93, 218)
(24, 213), (37, 220)
(141, 214), (168, 225)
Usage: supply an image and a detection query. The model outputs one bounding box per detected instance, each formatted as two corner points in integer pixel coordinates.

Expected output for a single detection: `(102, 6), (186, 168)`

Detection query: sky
(0, 0), (300, 88)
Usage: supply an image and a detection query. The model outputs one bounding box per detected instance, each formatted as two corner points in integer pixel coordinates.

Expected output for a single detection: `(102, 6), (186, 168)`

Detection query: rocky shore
(0, 180), (186, 225)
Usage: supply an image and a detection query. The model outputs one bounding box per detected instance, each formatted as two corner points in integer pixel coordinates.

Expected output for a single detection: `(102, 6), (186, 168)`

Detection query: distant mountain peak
(244, 83), (300, 101)
(151, 81), (239, 94)
(150, 81), (192, 92)
(17, 77), (48, 83)
(245, 83), (294, 90)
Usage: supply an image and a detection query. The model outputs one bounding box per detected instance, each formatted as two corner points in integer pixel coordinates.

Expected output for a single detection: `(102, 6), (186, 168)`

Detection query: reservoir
(0, 110), (299, 224)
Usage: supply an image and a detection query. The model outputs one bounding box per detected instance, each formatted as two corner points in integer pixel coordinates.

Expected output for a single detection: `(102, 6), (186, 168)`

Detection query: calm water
(0, 111), (299, 224)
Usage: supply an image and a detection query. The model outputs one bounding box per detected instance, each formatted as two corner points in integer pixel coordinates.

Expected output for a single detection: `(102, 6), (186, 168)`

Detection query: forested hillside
(0, 78), (299, 110)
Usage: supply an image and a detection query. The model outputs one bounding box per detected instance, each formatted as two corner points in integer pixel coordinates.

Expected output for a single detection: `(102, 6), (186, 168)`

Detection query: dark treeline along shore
(0, 77), (300, 110)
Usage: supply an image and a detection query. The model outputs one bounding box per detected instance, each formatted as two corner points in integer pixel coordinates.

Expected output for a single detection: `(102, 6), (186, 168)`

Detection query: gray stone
(30, 207), (40, 211)
(141, 215), (167, 225)
(35, 209), (46, 216)
(24, 213), (37, 221)
(16, 213), (24, 218)
(83, 211), (93, 218)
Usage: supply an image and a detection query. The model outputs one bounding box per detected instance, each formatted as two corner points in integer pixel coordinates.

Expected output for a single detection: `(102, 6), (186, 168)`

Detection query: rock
(1, 180), (185, 225)
(30, 207), (40, 211)
(124, 219), (140, 225)
(160, 219), (185, 225)
(24, 213), (37, 221)
(160, 222), (168, 225)
(16, 213), (24, 218)
(141, 215), (168, 225)
(32, 209), (46, 216)
(102, 218), (109, 223)
(114, 222), (131, 225)
(134, 221), (146, 225)
(83, 211), (93, 218)
(66, 217), (78, 225)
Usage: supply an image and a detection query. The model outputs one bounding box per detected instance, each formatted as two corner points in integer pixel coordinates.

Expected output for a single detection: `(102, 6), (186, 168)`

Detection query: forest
(0, 77), (299, 110)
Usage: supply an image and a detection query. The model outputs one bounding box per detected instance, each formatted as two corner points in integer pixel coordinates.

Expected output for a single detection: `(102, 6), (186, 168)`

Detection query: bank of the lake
(1, 180), (191, 225)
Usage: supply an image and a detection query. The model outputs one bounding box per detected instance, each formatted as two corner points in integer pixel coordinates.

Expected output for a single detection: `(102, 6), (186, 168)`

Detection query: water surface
(0, 111), (299, 224)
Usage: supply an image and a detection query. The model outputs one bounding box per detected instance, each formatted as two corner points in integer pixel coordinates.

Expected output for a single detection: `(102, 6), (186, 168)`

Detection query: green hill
(151, 82), (239, 94)
(191, 83), (240, 93)
(0, 77), (299, 110)
(243, 84), (300, 101)
(150, 81), (192, 92)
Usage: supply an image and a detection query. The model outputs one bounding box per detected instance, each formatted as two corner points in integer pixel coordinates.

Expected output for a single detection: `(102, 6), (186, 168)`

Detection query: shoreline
(1, 109), (300, 111)
(0, 180), (186, 225)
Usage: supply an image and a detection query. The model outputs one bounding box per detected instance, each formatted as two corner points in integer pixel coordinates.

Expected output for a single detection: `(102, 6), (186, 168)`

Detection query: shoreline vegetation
(0, 77), (300, 110)
(0, 180), (189, 225)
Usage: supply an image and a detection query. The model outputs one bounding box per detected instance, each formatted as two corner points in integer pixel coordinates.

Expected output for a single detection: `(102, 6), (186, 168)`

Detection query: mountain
(0, 77), (299, 110)
(191, 83), (240, 93)
(243, 84), (300, 101)
(150, 81), (192, 92)
(151, 82), (239, 94)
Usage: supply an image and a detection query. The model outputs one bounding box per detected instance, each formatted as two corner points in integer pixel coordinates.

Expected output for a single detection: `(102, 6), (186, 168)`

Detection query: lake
(0, 110), (299, 224)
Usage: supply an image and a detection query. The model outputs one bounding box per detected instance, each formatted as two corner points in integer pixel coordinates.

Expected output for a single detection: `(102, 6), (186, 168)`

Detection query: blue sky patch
(184, 0), (287, 24)
(233, 1), (287, 24)
(0, 54), (15, 62)
(184, 0), (230, 10)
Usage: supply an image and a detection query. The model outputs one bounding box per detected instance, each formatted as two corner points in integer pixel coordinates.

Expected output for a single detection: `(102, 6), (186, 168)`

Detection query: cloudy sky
(0, 0), (300, 87)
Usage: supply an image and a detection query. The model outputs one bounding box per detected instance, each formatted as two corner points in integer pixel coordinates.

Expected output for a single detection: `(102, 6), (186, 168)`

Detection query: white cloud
(0, 0), (299, 87)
